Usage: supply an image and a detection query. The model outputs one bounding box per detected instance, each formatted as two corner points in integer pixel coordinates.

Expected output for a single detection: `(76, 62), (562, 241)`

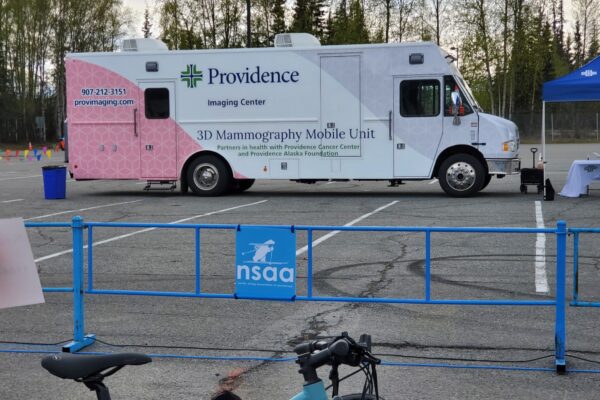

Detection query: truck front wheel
(438, 154), (485, 197)
(187, 156), (231, 196)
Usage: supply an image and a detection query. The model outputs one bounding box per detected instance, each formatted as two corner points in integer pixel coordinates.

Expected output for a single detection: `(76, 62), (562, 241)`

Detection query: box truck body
(65, 36), (520, 196)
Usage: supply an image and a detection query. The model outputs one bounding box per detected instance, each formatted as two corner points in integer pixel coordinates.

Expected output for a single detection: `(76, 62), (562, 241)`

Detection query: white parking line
(0, 174), (42, 181)
(1, 199), (24, 203)
(24, 200), (144, 221)
(33, 200), (268, 263)
(428, 179), (439, 184)
(534, 201), (549, 293)
(296, 201), (398, 256)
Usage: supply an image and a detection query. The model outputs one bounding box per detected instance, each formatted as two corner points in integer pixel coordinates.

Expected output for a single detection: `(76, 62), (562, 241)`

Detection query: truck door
(138, 81), (177, 179)
(442, 75), (479, 148)
(392, 76), (443, 177)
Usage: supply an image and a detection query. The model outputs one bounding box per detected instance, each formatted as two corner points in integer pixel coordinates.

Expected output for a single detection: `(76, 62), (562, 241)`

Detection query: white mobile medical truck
(65, 34), (520, 197)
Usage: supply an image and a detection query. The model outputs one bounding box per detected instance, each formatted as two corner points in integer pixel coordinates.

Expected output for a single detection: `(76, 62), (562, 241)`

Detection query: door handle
(388, 110), (392, 140)
(133, 108), (138, 137)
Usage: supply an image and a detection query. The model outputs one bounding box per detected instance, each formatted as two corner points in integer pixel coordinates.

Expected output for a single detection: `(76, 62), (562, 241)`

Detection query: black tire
(520, 184), (527, 194)
(438, 154), (485, 197)
(186, 155), (231, 196)
(230, 179), (255, 193)
(212, 392), (242, 400)
(337, 394), (385, 399)
(481, 174), (492, 190)
(180, 180), (189, 194)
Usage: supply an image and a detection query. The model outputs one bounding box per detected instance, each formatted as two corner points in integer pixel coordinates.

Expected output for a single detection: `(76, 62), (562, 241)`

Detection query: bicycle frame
(290, 380), (328, 400)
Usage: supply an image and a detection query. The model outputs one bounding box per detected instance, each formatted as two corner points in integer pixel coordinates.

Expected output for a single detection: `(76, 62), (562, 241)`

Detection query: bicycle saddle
(41, 353), (151, 380)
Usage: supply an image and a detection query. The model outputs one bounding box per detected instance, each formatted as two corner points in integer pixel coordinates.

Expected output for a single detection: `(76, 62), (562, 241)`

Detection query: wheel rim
(192, 163), (219, 191)
(445, 161), (476, 191)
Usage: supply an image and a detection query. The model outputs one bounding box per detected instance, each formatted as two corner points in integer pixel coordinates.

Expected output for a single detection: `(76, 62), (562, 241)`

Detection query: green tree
(272, 0), (286, 35)
(573, 20), (584, 67)
(291, 0), (311, 33)
(347, 0), (369, 43)
(142, 5), (153, 38)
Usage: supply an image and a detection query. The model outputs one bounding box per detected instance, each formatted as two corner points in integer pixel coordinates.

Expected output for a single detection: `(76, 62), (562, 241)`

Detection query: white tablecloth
(559, 160), (600, 197)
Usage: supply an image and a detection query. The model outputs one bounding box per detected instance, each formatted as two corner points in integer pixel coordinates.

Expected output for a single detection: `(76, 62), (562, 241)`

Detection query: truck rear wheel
(438, 154), (485, 197)
(187, 155), (231, 196)
(230, 179), (255, 193)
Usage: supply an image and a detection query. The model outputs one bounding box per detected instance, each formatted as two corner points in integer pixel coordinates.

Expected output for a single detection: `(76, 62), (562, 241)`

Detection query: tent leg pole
(542, 102), (546, 198)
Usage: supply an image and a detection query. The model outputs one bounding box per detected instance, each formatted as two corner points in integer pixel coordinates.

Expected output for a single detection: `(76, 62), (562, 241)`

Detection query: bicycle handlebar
(295, 333), (377, 385)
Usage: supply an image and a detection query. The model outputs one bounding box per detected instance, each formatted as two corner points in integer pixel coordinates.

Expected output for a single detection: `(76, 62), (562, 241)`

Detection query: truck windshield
(456, 75), (483, 112)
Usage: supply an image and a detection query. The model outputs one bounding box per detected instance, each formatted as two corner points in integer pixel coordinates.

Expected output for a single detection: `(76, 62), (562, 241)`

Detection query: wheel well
(432, 146), (488, 178)
(180, 151), (233, 187)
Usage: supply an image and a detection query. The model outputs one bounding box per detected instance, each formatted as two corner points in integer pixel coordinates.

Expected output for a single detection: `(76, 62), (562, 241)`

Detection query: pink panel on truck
(66, 59), (203, 181)
(66, 59), (141, 179)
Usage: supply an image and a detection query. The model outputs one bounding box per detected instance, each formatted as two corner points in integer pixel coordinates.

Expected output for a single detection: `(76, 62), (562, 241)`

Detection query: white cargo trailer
(65, 34), (520, 196)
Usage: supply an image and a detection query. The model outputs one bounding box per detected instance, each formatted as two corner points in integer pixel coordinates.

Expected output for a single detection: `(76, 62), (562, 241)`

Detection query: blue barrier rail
(25, 217), (568, 372)
(569, 228), (600, 307)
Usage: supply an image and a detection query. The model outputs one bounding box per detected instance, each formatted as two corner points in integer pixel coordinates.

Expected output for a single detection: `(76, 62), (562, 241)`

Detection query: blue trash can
(42, 165), (67, 199)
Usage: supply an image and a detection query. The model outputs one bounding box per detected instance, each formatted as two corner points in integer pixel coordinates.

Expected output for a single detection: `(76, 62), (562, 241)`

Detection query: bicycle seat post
(84, 380), (111, 400)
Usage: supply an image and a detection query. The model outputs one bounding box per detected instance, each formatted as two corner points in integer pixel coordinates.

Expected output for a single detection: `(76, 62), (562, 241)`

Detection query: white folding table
(559, 160), (600, 197)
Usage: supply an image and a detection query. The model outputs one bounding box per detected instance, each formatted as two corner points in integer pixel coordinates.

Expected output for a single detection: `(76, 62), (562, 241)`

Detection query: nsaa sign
(235, 226), (296, 300)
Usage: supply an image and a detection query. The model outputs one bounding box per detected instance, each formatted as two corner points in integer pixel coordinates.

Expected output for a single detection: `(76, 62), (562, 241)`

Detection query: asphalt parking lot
(1, 143), (600, 399)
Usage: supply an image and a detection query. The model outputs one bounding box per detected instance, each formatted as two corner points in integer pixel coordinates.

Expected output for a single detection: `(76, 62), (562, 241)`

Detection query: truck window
(444, 76), (473, 116)
(145, 88), (170, 119)
(400, 80), (440, 117)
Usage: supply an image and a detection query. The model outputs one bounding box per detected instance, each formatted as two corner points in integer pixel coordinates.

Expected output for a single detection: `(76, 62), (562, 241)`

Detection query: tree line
(1, 0), (599, 143)
(0, 0), (131, 143)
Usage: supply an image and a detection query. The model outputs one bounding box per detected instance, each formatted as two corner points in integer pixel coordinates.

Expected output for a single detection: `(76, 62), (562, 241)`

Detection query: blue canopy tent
(541, 56), (600, 196)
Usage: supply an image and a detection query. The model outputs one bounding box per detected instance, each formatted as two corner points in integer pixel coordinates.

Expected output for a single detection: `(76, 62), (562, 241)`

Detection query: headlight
(503, 140), (517, 152)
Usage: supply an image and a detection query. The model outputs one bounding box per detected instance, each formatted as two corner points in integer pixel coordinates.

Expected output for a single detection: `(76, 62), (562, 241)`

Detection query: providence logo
(180, 64), (203, 88)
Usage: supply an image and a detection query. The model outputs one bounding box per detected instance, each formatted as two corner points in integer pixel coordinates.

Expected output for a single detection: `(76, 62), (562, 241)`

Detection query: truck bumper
(486, 158), (520, 175)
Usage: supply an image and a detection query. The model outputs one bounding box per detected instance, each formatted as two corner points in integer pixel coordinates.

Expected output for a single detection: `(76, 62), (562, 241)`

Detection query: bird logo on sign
(243, 240), (279, 264)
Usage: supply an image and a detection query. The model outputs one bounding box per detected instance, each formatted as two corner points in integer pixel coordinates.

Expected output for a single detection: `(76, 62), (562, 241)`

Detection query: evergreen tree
(347, 0), (369, 43)
(587, 25), (599, 62)
(573, 20), (584, 67)
(565, 34), (573, 67)
(142, 5), (153, 38)
(291, 0), (311, 33)
(372, 26), (385, 43)
(331, 0), (349, 43)
(272, 0), (286, 35)
(309, 0), (326, 39)
(323, 10), (334, 44)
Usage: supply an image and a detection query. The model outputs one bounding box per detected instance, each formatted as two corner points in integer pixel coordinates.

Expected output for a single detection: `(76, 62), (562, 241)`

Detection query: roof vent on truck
(120, 38), (169, 52)
(274, 33), (321, 48)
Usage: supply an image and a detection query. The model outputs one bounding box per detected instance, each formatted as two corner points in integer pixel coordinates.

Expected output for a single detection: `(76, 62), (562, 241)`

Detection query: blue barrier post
(87, 226), (93, 291)
(425, 230), (431, 301)
(195, 227), (201, 295)
(555, 220), (567, 373)
(572, 232), (579, 305)
(63, 216), (95, 352)
(307, 229), (313, 298)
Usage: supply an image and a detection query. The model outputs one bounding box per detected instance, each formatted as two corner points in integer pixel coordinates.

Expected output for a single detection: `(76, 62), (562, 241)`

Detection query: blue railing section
(25, 217), (569, 371)
(569, 228), (600, 307)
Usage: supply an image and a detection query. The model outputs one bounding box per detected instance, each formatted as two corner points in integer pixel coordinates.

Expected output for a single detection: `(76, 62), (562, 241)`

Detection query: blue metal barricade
(25, 217), (568, 372)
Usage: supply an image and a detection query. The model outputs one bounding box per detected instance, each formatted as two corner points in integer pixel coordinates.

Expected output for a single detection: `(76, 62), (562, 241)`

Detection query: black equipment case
(520, 147), (544, 194)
